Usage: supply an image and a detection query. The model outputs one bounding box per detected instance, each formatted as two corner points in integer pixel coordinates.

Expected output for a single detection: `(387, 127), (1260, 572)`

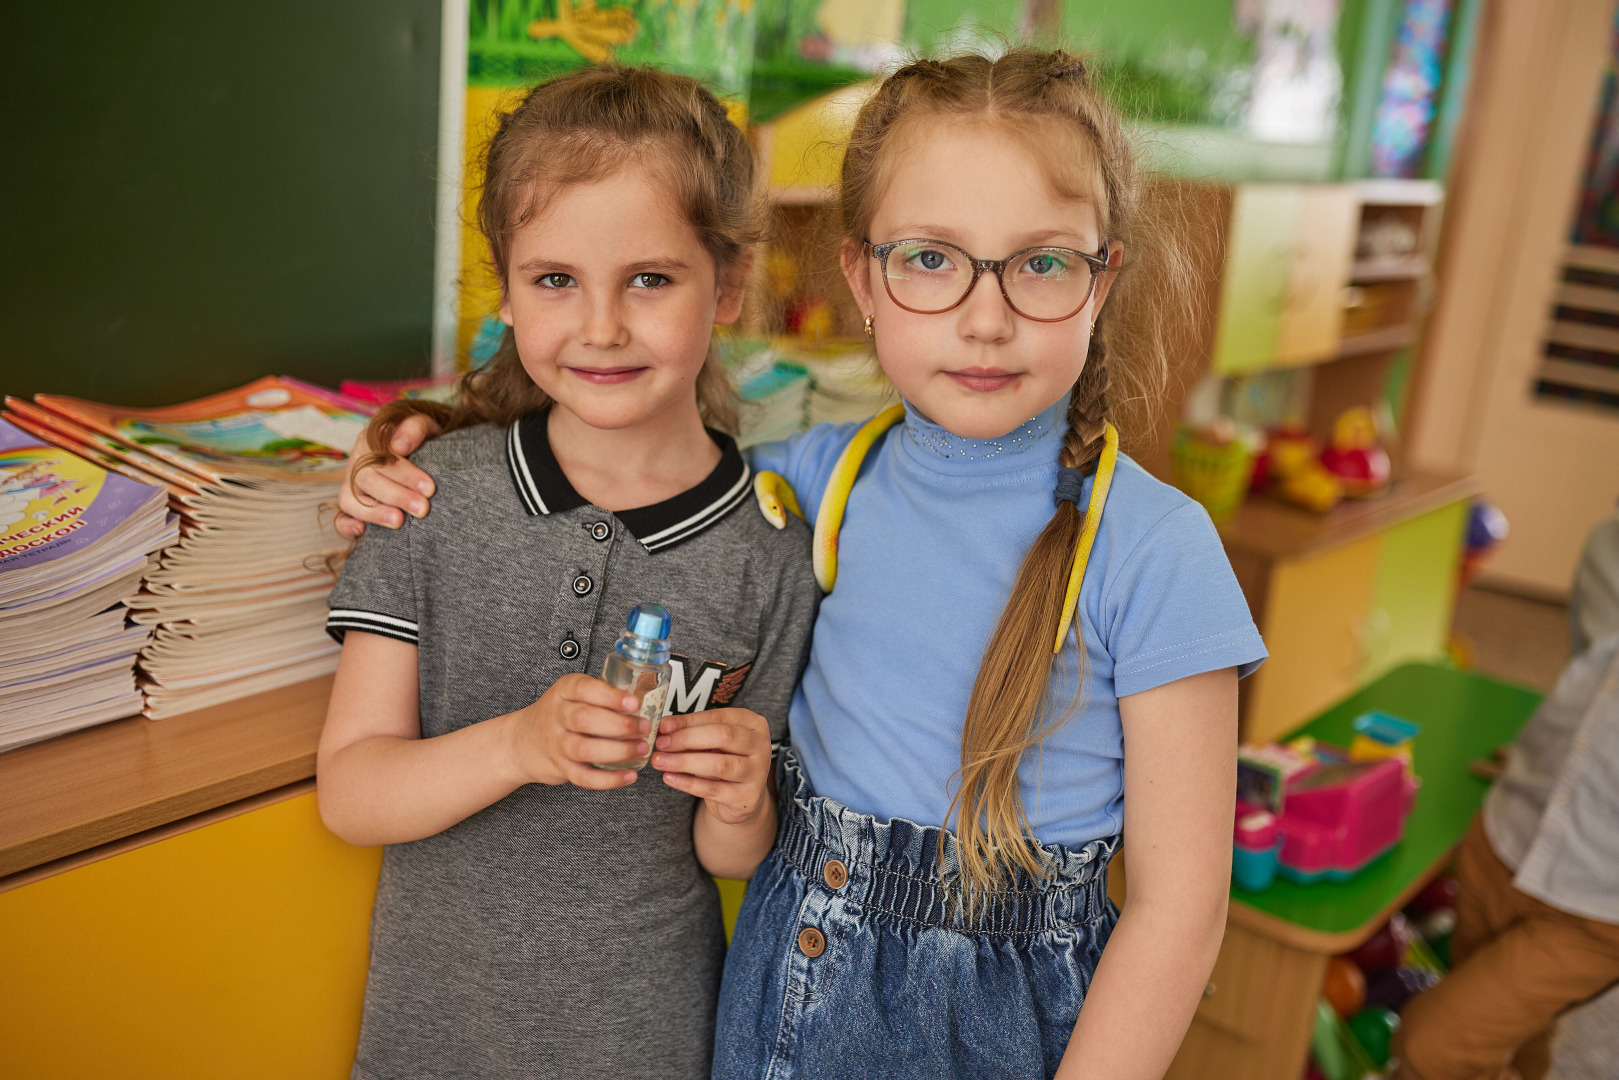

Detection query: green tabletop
(1232, 662), (1543, 937)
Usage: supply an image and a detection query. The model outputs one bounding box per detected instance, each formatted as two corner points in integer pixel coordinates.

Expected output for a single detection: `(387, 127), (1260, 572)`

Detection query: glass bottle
(593, 603), (673, 771)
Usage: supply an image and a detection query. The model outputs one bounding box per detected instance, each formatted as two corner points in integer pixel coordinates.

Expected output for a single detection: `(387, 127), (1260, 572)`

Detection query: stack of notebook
(0, 419), (174, 750)
(778, 340), (900, 426)
(4, 377), (371, 718)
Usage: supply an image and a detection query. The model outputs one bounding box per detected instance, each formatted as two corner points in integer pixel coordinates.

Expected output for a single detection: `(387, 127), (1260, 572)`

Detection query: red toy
(1319, 408), (1390, 498)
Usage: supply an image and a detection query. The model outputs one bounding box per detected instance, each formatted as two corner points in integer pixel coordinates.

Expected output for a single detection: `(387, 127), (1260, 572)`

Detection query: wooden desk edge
(0, 754), (318, 878)
(0, 778), (318, 894)
(1228, 842), (1457, 954)
(0, 674), (332, 878)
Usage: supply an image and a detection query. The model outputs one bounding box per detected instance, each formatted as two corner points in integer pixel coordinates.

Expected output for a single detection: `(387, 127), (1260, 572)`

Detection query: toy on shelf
(1170, 418), (1261, 523)
(1319, 407), (1391, 498)
(1234, 734), (1421, 890)
(1233, 808), (1282, 891)
(1255, 427), (1343, 513)
(785, 296), (836, 340)
(1461, 498), (1509, 585)
(1349, 709), (1420, 775)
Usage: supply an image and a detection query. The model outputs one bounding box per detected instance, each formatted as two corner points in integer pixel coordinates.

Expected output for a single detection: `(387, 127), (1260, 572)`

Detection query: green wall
(1061, 0), (1248, 60)
(0, 1), (442, 407)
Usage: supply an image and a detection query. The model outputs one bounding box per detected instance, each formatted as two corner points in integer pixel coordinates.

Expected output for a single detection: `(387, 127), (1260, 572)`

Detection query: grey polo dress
(326, 413), (819, 1080)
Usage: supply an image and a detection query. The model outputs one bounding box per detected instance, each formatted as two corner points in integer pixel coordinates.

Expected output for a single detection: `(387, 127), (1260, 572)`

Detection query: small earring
(1089, 320), (1096, 333)
(863, 314), (875, 338)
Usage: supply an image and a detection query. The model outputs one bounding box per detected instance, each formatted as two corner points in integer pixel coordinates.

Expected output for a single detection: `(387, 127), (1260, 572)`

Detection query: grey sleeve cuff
(326, 608), (420, 645)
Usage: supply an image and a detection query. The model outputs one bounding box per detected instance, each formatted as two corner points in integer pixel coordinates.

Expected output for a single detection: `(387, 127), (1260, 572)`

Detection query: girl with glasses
(341, 48), (1266, 1080)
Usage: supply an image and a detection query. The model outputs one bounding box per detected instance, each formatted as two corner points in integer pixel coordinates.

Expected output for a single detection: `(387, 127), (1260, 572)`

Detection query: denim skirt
(713, 752), (1119, 1080)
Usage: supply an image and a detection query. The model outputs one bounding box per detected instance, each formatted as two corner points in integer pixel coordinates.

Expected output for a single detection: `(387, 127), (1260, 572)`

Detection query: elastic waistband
(774, 751), (1117, 936)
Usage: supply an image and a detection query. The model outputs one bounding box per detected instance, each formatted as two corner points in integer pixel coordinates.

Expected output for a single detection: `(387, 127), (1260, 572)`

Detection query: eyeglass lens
(880, 240), (1096, 320)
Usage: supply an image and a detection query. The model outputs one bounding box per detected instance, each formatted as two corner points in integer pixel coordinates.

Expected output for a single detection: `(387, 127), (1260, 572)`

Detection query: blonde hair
(356, 65), (758, 475)
(840, 48), (1200, 897)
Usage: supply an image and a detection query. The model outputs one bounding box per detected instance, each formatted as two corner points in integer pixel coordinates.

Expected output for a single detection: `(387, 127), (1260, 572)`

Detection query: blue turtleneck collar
(897, 396), (1068, 477)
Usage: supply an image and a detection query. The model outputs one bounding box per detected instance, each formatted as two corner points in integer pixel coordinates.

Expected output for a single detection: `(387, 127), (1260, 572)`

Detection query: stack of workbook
(3, 377), (371, 719)
(719, 337), (811, 448)
(0, 419), (174, 750)
(737, 360), (811, 447)
(780, 340), (900, 426)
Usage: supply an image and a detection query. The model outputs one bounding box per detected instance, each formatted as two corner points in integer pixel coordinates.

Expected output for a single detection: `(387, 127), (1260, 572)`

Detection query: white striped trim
(327, 609), (420, 644)
(639, 464), (753, 551)
(507, 421), (548, 515)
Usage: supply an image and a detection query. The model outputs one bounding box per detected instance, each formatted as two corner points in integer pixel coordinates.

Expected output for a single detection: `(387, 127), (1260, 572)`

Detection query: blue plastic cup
(1233, 839), (1284, 892)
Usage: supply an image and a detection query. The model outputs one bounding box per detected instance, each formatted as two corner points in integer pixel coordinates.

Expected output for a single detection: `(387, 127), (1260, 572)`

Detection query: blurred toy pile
(1308, 884), (1458, 1079)
(1172, 404), (1395, 523)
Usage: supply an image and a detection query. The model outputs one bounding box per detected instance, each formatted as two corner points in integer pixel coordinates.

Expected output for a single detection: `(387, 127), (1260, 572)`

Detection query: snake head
(753, 470), (803, 530)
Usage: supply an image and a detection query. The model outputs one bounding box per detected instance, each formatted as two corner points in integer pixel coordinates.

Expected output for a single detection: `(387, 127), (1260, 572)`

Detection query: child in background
(1394, 510), (1619, 1080)
(341, 49), (1266, 1080)
(317, 67), (819, 1080)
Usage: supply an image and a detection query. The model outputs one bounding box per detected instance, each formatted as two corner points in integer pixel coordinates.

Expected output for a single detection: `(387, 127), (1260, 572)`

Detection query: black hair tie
(1054, 466), (1088, 507)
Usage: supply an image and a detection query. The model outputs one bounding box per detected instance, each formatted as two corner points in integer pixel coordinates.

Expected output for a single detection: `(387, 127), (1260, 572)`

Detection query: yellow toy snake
(753, 405), (1119, 654)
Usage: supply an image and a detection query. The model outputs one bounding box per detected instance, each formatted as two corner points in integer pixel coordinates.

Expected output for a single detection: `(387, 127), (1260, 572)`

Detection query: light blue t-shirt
(749, 399), (1267, 849)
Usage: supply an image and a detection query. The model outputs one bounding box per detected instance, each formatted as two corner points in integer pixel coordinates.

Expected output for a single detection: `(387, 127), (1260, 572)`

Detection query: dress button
(797, 927), (825, 958)
(823, 859), (848, 890)
(572, 575), (593, 596)
(590, 522), (611, 542)
(559, 639), (580, 660)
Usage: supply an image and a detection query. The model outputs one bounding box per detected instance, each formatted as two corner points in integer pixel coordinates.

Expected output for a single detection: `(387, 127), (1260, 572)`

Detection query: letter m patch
(661, 654), (754, 715)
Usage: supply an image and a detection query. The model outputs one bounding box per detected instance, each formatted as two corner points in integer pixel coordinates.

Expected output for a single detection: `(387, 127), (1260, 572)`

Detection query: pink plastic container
(1271, 758), (1419, 883)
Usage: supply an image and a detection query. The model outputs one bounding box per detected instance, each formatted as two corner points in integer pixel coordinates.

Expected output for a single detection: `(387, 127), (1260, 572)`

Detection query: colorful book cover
(31, 377), (373, 485)
(0, 420), (166, 572)
(3, 398), (203, 497)
(339, 375), (460, 406)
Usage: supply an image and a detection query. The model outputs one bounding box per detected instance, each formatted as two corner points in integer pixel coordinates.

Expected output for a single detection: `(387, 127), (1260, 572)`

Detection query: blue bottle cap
(626, 603), (671, 642)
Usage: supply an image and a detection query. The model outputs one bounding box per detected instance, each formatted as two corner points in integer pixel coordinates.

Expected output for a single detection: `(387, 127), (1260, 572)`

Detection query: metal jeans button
(590, 522), (611, 541)
(797, 927), (825, 958)
(572, 575), (593, 596)
(823, 859), (848, 890)
(559, 639), (580, 660)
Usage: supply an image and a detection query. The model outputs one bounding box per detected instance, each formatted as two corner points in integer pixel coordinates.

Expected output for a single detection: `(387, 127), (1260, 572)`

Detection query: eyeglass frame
(862, 237), (1114, 324)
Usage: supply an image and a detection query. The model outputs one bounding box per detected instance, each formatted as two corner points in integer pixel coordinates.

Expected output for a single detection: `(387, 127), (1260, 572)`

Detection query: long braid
(1061, 325), (1112, 475)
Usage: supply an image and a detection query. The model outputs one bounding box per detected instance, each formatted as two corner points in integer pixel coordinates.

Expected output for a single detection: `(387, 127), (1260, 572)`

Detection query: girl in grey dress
(317, 66), (818, 1080)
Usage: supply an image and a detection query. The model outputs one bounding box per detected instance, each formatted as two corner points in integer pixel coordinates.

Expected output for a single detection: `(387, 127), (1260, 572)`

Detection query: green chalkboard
(0, 1), (442, 407)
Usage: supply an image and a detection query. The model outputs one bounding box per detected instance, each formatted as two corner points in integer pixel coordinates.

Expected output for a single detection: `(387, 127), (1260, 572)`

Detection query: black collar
(505, 411), (753, 553)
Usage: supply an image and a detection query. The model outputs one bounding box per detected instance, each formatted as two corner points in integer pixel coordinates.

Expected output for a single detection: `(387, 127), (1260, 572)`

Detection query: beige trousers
(1393, 816), (1619, 1080)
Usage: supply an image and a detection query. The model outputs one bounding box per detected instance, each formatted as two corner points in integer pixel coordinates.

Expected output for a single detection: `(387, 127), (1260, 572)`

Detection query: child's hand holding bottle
(653, 708), (775, 828)
(504, 674), (651, 790)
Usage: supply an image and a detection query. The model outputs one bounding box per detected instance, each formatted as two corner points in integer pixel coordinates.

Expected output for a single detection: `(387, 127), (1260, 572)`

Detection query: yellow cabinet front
(0, 792), (381, 1080)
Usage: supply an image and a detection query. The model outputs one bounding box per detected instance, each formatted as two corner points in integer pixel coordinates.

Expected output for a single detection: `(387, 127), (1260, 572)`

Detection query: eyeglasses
(864, 237), (1112, 323)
